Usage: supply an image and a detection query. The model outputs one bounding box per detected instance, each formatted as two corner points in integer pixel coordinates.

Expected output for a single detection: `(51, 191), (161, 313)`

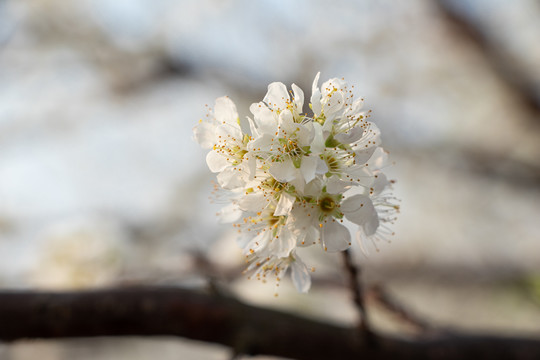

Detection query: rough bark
(0, 287), (539, 360)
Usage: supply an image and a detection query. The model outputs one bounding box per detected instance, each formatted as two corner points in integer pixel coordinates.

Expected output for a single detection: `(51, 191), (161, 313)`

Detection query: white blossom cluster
(193, 73), (398, 293)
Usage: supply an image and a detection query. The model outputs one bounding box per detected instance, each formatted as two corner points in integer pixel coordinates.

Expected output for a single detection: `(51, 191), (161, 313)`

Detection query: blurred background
(1, 0), (540, 359)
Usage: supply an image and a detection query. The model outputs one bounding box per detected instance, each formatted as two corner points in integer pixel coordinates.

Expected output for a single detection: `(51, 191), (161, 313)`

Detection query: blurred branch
(342, 249), (377, 346)
(368, 284), (439, 334)
(435, 0), (540, 116)
(1, 287), (540, 359)
(461, 146), (540, 187)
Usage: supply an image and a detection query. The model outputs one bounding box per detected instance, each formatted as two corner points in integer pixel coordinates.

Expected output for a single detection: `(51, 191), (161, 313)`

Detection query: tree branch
(1, 287), (540, 360)
(342, 249), (377, 346)
(434, 0), (540, 116)
(368, 284), (438, 334)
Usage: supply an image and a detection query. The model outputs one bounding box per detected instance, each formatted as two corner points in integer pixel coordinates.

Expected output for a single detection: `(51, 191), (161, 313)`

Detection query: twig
(434, 0), (540, 115)
(368, 284), (438, 334)
(342, 249), (377, 346)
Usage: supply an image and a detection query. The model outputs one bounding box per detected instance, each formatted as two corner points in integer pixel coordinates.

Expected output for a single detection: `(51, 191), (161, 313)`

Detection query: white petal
(268, 226), (296, 258)
(324, 91), (345, 119)
(367, 147), (388, 170)
(321, 221), (351, 252)
(326, 176), (350, 194)
(295, 121), (315, 147)
(193, 122), (216, 149)
(310, 72), (322, 116)
(278, 110), (294, 130)
(249, 133), (274, 152)
(217, 167), (245, 189)
(304, 226), (320, 245)
(371, 172), (389, 195)
(238, 192), (267, 212)
(342, 195), (379, 236)
(299, 155), (317, 183)
(206, 151), (229, 173)
(321, 78), (347, 96)
(349, 98), (364, 114)
(352, 122), (381, 150)
(264, 82), (289, 111)
(250, 102), (277, 134)
(322, 115), (334, 134)
(316, 158), (328, 174)
(247, 155), (257, 180)
(274, 192), (295, 216)
(340, 194), (369, 213)
(217, 203), (242, 223)
(303, 177), (323, 197)
(247, 117), (259, 138)
(347, 166), (374, 187)
(289, 175), (306, 195)
(214, 96), (239, 125)
(356, 228), (371, 257)
(291, 257), (311, 293)
(216, 123), (242, 143)
(269, 159), (296, 182)
(335, 126), (364, 144)
(294, 218), (319, 247)
(310, 122), (325, 154)
(353, 147), (377, 165)
(243, 232), (269, 254)
(292, 83), (304, 113)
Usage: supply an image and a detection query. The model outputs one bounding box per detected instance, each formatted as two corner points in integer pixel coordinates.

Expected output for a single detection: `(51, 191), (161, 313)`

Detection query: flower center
(319, 196), (336, 213)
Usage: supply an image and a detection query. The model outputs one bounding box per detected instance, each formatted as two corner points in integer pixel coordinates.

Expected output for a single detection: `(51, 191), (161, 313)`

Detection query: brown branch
(1, 287), (540, 359)
(342, 249), (377, 346)
(368, 284), (438, 334)
(434, 0), (540, 116)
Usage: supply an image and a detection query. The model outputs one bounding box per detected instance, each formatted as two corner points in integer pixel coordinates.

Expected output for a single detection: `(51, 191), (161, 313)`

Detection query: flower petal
(269, 159), (296, 182)
(371, 172), (389, 195)
(206, 151), (229, 173)
(268, 226), (296, 258)
(217, 203), (242, 223)
(216, 122), (242, 143)
(335, 126), (364, 144)
(310, 122), (325, 154)
(264, 82), (289, 111)
(353, 147), (377, 165)
(326, 176), (350, 194)
(193, 121), (217, 149)
(239, 192), (267, 212)
(214, 96), (239, 126)
(291, 257), (311, 293)
(367, 147), (388, 170)
(341, 195), (379, 236)
(310, 72), (322, 116)
(321, 221), (351, 252)
(274, 192), (295, 216)
(217, 167), (245, 189)
(316, 158), (328, 175)
(300, 155), (317, 183)
(292, 83), (304, 113)
(250, 102), (277, 134)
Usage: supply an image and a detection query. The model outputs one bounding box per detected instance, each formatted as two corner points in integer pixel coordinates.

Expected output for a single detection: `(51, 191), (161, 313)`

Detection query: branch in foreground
(1, 287), (540, 360)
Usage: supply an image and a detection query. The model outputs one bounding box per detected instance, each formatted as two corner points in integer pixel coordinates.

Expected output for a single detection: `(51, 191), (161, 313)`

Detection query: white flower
(193, 96), (239, 149)
(249, 83), (327, 193)
(194, 97), (256, 190)
(289, 177), (380, 253)
(194, 73), (399, 294)
(245, 251), (312, 294)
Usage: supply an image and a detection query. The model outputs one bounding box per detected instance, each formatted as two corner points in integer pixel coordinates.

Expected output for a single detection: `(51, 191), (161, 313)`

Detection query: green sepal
(325, 134), (340, 148)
